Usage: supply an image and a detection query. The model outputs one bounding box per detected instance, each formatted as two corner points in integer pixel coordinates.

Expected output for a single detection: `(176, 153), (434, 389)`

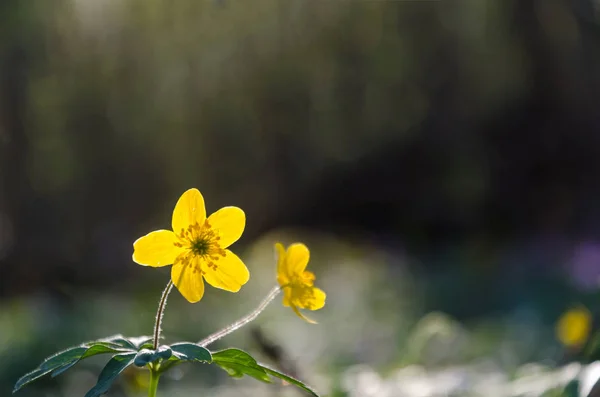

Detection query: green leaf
(13, 337), (141, 393)
(261, 365), (319, 397)
(133, 349), (156, 368)
(98, 335), (153, 350)
(563, 379), (579, 397)
(155, 345), (173, 360)
(211, 349), (271, 383)
(126, 335), (154, 350)
(158, 343), (212, 373)
(14, 346), (88, 393)
(84, 353), (136, 397)
(170, 343), (212, 363)
(134, 345), (177, 368)
(211, 349), (320, 396)
(51, 343), (131, 377)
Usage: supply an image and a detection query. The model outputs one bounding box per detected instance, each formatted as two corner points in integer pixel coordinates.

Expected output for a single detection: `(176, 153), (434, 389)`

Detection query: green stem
(148, 369), (160, 397)
(153, 280), (174, 350)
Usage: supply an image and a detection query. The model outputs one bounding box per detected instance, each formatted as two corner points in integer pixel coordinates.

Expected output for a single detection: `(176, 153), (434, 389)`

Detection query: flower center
(174, 220), (226, 272)
(191, 238), (211, 256)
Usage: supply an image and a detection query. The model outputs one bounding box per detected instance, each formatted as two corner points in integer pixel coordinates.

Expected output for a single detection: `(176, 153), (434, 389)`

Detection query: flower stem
(153, 280), (174, 350)
(198, 286), (281, 347)
(148, 369), (160, 397)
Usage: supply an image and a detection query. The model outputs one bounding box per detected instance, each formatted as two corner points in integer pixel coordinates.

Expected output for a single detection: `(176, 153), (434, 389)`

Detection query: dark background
(1, 1), (600, 396)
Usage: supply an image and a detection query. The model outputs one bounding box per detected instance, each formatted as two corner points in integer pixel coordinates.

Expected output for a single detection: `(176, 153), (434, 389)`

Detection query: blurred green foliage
(2, 0), (600, 396)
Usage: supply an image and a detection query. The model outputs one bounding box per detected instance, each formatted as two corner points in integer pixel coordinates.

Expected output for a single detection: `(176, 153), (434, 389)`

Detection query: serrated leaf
(84, 353), (136, 397)
(212, 349), (271, 383)
(261, 365), (319, 396)
(170, 343), (212, 363)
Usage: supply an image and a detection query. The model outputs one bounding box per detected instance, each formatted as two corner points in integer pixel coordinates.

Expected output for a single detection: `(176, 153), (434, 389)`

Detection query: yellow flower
(133, 188), (249, 303)
(556, 306), (592, 348)
(275, 243), (326, 324)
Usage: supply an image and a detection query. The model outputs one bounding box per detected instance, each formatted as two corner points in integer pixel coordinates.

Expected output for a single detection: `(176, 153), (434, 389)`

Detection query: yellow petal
(301, 271), (316, 286)
(292, 305), (318, 324)
(207, 206), (245, 248)
(132, 230), (183, 267)
(281, 288), (293, 307)
(172, 188), (206, 233)
(277, 274), (290, 289)
(285, 243), (310, 276)
(203, 249), (249, 292)
(171, 260), (205, 303)
(275, 243), (289, 286)
(298, 287), (326, 311)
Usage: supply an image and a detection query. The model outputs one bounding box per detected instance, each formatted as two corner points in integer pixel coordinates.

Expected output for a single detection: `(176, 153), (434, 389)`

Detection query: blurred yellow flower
(133, 188), (249, 303)
(275, 243), (326, 324)
(556, 306), (592, 348)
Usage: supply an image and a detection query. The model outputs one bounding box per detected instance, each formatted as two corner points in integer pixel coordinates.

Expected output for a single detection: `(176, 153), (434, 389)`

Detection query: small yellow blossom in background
(133, 188), (249, 303)
(275, 243), (326, 324)
(556, 306), (592, 348)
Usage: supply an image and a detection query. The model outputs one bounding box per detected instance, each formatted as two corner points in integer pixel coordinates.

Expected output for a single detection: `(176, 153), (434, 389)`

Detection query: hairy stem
(198, 286), (281, 347)
(153, 280), (174, 350)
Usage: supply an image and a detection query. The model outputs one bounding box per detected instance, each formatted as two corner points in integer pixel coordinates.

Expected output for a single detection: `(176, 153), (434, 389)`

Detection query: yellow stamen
(173, 220), (226, 273)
